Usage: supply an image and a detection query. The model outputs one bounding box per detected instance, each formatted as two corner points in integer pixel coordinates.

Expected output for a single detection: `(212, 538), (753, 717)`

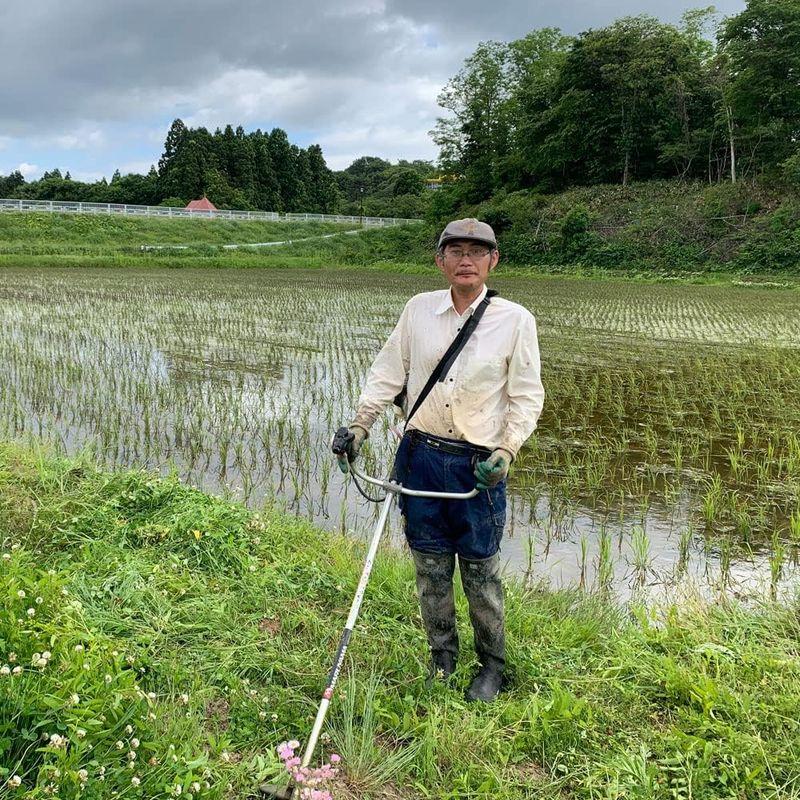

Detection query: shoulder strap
(404, 289), (497, 429)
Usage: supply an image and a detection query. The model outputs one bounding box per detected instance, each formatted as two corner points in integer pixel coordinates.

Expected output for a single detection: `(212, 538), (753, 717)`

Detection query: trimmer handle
(331, 426), (356, 460)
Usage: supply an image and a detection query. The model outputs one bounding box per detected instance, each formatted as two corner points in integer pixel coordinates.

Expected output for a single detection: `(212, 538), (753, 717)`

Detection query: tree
(531, 17), (713, 186)
(305, 145), (339, 212)
(0, 170), (25, 196)
(158, 119), (188, 178)
(718, 0), (800, 178)
(433, 40), (513, 201)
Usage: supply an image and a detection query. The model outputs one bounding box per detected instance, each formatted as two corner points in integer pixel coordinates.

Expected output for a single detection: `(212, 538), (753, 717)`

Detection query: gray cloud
(0, 0), (746, 171)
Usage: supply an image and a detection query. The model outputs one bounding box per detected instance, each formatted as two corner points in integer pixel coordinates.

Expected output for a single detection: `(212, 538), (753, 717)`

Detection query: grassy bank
(2, 443), (800, 799)
(0, 212), (357, 257)
(2, 179), (799, 282)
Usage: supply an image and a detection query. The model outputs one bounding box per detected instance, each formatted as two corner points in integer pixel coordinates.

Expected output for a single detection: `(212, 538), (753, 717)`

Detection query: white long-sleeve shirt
(353, 285), (545, 458)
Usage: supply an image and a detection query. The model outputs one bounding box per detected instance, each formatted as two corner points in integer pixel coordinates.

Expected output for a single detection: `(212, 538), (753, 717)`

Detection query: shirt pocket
(460, 355), (506, 395)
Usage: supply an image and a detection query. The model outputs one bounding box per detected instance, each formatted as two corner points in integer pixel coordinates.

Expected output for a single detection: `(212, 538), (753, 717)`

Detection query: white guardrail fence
(0, 198), (421, 227)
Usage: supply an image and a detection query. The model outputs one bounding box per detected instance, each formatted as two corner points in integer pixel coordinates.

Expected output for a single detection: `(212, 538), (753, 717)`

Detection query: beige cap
(438, 217), (497, 250)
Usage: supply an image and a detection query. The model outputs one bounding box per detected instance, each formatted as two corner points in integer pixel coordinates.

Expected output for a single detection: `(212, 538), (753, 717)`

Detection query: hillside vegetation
(2, 443), (800, 798)
(277, 179), (800, 276)
(1, 179), (798, 277)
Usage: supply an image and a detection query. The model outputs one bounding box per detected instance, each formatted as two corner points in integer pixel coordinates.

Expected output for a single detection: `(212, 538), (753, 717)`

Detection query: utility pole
(359, 186), (364, 227)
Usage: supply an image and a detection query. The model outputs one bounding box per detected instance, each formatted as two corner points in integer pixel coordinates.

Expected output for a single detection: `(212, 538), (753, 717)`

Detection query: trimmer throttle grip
(332, 426), (356, 460)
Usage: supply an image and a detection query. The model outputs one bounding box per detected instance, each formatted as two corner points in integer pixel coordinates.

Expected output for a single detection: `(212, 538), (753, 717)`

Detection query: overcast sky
(0, 0), (746, 182)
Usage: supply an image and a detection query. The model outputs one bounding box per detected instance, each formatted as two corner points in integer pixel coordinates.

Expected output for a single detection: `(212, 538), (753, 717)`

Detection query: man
(335, 218), (544, 702)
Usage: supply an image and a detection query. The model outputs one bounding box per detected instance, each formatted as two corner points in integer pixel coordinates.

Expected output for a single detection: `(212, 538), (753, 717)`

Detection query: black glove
(332, 425), (368, 474)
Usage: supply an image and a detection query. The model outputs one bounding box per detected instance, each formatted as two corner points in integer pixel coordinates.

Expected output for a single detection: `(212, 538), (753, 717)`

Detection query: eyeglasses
(443, 246), (491, 260)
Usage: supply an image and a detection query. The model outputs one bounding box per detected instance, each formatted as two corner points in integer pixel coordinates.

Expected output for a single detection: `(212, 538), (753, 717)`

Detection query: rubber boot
(459, 553), (505, 702)
(411, 549), (458, 683)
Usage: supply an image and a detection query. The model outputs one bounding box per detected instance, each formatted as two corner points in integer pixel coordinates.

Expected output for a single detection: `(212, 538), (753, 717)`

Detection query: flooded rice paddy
(1, 266), (799, 600)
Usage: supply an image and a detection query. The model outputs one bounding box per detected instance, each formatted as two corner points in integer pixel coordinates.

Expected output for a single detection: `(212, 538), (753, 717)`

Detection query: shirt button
(448, 429), (453, 433)
(445, 403), (449, 408)
(449, 378), (453, 382)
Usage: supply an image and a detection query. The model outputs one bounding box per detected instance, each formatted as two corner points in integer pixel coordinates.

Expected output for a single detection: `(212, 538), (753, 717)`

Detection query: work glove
(474, 448), (512, 490)
(333, 425), (368, 474)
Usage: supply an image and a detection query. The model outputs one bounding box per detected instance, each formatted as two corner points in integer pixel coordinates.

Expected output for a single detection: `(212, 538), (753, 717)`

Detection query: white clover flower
(35, 658), (48, 668)
(180, 693), (189, 704)
(78, 769), (89, 782)
(26, 608), (36, 617)
(76, 728), (86, 739)
(71, 693), (80, 704)
(173, 783), (183, 795)
(47, 568), (56, 575)
(61, 588), (69, 596)
(36, 596), (43, 604)
(131, 776), (141, 786)
(128, 751), (137, 761)
(147, 692), (157, 700)
(48, 733), (65, 748)
(7, 775), (22, 788)
(74, 644), (84, 652)
(17, 590), (26, 598)
(42, 651), (51, 660)
(98, 767), (106, 775)
(83, 663), (90, 670)
(12, 666), (22, 675)
(191, 782), (201, 793)
(271, 713), (278, 721)
(131, 737), (140, 749)
(125, 724), (134, 734)
(116, 740), (125, 749)
(8, 652), (16, 662)
(1, 665), (10, 676)
(2, 553), (11, 561)
(258, 711), (267, 719)
(104, 674), (113, 684)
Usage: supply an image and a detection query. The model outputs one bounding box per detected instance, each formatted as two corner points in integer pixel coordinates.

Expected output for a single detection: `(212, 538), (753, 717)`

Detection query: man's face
(435, 239), (500, 292)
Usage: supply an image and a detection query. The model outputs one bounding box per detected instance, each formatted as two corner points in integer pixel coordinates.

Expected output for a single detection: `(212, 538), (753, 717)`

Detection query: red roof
(186, 196), (217, 211)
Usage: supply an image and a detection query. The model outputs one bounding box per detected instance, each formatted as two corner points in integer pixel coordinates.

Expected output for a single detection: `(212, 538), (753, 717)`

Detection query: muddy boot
(411, 550), (458, 682)
(459, 553), (505, 702)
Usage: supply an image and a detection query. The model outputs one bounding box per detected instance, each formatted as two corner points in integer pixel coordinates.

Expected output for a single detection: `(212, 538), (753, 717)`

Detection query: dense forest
(431, 0), (800, 206)
(1, 0), (798, 219)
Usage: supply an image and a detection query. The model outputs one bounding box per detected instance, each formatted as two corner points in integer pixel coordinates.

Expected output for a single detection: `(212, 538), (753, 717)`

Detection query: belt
(407, 429), (492, 458)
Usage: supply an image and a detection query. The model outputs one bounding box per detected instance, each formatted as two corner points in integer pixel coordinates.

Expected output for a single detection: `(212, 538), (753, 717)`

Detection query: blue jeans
(393, 431), (506, 560)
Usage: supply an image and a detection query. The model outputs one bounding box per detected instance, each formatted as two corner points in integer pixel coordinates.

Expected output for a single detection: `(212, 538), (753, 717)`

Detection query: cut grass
(2, 441), (800, 799)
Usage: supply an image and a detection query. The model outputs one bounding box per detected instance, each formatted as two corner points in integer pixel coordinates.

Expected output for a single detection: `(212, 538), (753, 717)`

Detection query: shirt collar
(434, 284), (488, 316)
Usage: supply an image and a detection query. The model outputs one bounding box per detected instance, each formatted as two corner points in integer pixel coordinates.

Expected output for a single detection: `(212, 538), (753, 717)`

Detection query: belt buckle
(427, 438), (440, 449)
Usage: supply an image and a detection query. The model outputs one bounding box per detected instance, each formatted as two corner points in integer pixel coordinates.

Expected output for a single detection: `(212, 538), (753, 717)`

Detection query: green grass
(0, 212), (359, 257)
(2, 442), (800, 799)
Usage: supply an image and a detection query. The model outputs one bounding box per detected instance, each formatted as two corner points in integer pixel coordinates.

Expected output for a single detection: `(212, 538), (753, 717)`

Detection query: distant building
(425, 175), (461, 191)
(185, 196), (217, 211)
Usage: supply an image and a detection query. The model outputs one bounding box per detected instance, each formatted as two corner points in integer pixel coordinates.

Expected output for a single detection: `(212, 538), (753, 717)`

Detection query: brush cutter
(258, 428), (478, 799)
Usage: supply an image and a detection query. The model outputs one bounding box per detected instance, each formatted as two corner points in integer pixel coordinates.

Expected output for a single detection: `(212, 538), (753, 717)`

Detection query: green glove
(474, 448), (512, 490)
(336, 425), (368, 474)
